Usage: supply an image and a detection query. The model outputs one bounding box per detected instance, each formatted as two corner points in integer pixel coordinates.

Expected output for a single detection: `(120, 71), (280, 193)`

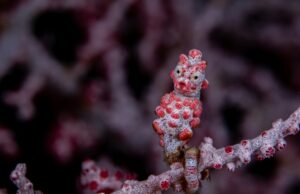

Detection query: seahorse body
(152, 49), (208, 192)
(153, 92), (202, 163)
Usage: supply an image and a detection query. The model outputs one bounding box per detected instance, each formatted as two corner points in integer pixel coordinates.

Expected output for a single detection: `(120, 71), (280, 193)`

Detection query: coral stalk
(10, 163), (43, 194)
(198, 106), (300, 173)
(111, 106), (300, 194)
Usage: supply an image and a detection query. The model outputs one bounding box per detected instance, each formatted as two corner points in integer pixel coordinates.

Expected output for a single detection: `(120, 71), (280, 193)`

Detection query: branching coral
(1, 0), (300, 194)
(79, 50), (300, 194)
(110, 102), (299, 194)
(80, 158), (136, 194)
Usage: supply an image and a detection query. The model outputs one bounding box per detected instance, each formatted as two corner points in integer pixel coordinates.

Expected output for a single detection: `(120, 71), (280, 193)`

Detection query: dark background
(0, 0), (300, 193)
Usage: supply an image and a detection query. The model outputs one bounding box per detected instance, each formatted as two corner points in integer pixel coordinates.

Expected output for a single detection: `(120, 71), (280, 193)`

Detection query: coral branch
(111, 106), (300, 194)
(10, 163), (43, 194)
(198, 106), (300, 173)
(112, 163), (184, 194)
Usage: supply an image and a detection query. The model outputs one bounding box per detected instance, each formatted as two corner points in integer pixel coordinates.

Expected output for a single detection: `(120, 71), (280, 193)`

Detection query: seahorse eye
(175, 66), (183, 77)
(191, 71), (203, 83)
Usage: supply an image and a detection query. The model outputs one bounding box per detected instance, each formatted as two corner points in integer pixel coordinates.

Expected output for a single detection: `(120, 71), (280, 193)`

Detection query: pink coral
(80, 158), (136, 194)
(0, 0), (300, 193)
(10, 163), (43, 194)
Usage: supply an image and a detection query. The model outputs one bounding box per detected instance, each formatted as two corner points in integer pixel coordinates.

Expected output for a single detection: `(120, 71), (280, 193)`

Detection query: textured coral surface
(0, 0), (300, 194)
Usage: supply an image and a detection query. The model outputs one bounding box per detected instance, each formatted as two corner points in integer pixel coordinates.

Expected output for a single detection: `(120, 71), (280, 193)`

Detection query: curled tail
(184, 147), (200, 193)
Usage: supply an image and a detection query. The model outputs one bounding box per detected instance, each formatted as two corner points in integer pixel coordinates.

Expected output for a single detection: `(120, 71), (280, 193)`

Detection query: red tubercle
(212, 163), (222, 169)
(169, 94), (175, 102)
(198, 61), (207, 71)
(189, 102), (198, 110)
(262, 147), (275, 158)
(193, 108), (202, 117)
(190, 118), (200, 128)
(276, 142), (286, 150)
(160, 95), (170, 107)
(178, 129), (193, 141)
(183, 99), (191, 107)
(189, 49), (202, 59)
(100, 170), (109, 179)
(155, 106), (165, 118)
(160, 180), (170, 190)
(266, 147), (275, 157)
(193, 99), (200, 106)
(175, 102), (183, 109)
(241, 140), (249, 146)
(171, 113), (180, 119)
(179, 54), (188, 65)
(152, 121), (163, 135)
(183, 111), (191, 120)
(89, 181), (98, 191)
(201, 79), (209, 89)
(225, 146), (233, 154)
(170, 92), (180, 102)
(166, 106), (173, 114)
(261, 131), (267, 137)
(268, 147), (275, 152)
(168, 121), (178, 128)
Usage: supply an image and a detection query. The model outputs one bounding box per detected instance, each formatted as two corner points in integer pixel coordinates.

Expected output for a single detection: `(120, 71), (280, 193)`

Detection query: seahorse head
(170, 49), (208, 97)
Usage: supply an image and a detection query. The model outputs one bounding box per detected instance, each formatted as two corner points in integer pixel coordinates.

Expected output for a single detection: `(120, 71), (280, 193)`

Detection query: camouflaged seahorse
(152, 49), (208, 192)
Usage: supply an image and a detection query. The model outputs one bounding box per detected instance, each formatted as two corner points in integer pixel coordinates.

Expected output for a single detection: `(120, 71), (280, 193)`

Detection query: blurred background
(0, 0), (300, 193)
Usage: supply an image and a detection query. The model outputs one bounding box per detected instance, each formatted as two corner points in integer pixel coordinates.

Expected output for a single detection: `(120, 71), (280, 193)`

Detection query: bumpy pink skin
(152, 49), (208, 160)
(152, 49), (208, 193)
(171, 50), (208, 98)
